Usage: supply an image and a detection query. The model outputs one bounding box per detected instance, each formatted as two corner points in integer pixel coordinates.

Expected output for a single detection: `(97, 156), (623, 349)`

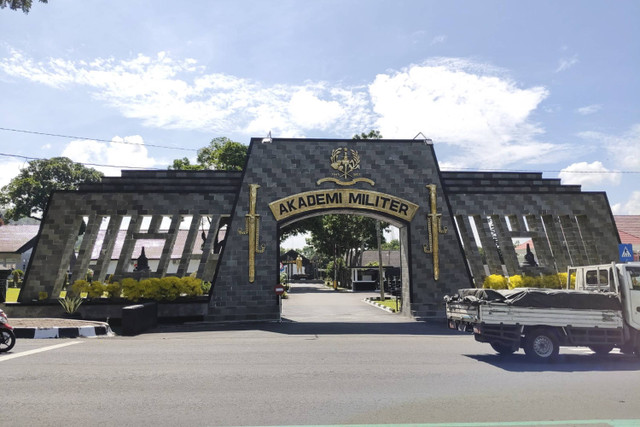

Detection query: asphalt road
(2, 282), (640, 427)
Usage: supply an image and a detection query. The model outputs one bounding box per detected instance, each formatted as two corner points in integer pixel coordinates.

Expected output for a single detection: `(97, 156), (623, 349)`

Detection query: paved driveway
(282, 281), (403, 323)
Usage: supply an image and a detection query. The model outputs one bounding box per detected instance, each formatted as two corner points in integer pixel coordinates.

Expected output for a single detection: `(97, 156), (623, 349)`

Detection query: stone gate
(19, 138), (621, 321)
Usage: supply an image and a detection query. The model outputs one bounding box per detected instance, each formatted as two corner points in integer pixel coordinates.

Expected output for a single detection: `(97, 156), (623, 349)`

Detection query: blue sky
(1, 0), (639, 220)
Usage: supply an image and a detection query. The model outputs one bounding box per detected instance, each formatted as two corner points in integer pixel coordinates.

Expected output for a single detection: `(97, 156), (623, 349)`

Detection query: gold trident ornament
(423, 184), (448, 280)
(238, 184), (266, 282)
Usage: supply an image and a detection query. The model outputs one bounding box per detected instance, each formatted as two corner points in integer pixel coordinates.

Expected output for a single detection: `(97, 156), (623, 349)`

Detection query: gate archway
(21, 138), (620, 323)
(209, 138), (471, 322)
(277, 208), (411, 306)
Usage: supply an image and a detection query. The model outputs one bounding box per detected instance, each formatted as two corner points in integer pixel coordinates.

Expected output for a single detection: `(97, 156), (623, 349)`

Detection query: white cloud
(430, 35), (447, 45)
(0, 159), (25, 189)
(578, 124), (640, 170)
(556, 54), (579, 72)
(0, 49), (373, 138)
(577, 104), (602, 115)
(369, 58), (558, 168)
(0, 49), (561, 168)
(288, 89), (344, 129)
(612, 191), (640, 215)
(558, 161), (621, 188)
(61, 136), (157, 176)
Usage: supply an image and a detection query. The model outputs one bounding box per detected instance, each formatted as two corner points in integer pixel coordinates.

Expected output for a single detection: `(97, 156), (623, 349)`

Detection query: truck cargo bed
(445, 288), (624, 329)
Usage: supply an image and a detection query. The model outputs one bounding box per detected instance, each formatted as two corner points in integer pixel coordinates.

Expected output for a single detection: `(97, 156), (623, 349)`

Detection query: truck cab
(618, 263), (640, 331)
(570, 262), (640, 330)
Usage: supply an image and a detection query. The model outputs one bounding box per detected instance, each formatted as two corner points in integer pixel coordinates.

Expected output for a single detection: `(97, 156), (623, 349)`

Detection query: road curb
(363, 298), (396, 313)
(14, 325), (113, 339)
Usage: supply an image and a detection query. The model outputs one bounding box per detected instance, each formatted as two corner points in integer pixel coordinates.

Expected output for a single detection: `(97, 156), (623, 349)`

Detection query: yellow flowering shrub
(483, 274), (508, 289)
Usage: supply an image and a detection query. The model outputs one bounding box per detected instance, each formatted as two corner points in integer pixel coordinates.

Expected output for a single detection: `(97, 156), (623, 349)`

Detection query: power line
(0, 127), (197, 152)
(1, 127), (639, 175)
(2, 151), (638, 175)
(0, 152), (164, 171)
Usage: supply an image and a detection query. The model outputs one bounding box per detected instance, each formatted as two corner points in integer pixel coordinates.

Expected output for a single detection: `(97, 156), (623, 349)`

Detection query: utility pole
(376, 220), (384, 301)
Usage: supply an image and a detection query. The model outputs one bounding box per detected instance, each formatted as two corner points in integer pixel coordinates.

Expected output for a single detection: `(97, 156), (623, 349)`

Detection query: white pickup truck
(445, 262), (640, 362)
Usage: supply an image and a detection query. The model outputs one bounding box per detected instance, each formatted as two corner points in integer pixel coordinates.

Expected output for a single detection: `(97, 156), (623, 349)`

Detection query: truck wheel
(589, 345), (614, 356)
(490, 342), (517, 355)
(524, 328), (559, 362)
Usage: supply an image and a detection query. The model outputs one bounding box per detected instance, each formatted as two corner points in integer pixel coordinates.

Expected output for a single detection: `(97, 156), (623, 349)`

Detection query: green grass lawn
(371, 297), (402, 312)
(4, 288), (67, 302)
(5, 288), (20, 302)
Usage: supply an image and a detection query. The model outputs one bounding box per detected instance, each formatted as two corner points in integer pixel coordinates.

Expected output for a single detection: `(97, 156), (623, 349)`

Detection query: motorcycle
(0, 309), (16, 353)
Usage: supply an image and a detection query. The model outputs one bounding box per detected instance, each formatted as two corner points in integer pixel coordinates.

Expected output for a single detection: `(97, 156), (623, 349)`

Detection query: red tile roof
(614, 215), (640, 245)
(0, 225), (40, 253)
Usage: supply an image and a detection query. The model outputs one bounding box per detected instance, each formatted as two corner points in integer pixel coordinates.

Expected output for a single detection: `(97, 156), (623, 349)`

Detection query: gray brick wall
(21, 141), (620, 322)
(209, 138), (471, 321)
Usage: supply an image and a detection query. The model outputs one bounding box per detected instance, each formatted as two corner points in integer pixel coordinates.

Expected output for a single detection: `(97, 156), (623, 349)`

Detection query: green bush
(58, 295), (83, 314)
(122, 277), (144, 302)
(508, 275), (524, 289)
(105, 281), (122, 299)
(178, 276), (203, 297)
(521, 275), (539, 287)
(557, 272), (576, 289)
(485, 273), (570, 291)
(71, 280), (90, 297)
(144, 277), (180, 301)
(483, 274), (508, 289)
(87, 281), (106, 298)
(201, 281), (212, 294)
(540, 274), (563, 289)
(10, 269), (24, 287)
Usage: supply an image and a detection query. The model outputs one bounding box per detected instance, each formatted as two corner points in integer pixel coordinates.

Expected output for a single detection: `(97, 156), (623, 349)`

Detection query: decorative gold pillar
(423, 184), (448, 280)
(238, 184), (265, 282)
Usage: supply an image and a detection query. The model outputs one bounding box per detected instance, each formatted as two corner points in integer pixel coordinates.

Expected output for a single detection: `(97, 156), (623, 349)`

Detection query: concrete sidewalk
(10, 318), (113, 339)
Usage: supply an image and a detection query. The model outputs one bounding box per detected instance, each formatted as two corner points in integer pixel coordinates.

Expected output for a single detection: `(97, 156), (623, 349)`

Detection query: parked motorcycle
(0, 309), (16, 352)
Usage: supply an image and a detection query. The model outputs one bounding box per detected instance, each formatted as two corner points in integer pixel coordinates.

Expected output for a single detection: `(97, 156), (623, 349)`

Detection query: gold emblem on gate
(317, 147), (375, 186)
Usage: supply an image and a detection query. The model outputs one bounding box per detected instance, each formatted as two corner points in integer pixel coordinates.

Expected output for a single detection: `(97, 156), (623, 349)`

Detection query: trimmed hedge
(70, 276), (205, 302)
(483, 273), (575, 290)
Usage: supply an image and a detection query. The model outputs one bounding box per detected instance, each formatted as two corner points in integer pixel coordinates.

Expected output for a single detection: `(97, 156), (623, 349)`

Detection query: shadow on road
(149, 319), (459, 336)
(465, 353), (640, 372)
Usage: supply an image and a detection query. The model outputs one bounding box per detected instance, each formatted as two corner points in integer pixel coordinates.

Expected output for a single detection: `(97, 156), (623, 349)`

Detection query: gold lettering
(269, 190), (419, 222)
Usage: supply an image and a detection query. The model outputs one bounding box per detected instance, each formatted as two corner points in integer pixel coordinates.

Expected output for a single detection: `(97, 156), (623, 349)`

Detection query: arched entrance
(208, 138), (472, 322)
(277, 209), (411, 311)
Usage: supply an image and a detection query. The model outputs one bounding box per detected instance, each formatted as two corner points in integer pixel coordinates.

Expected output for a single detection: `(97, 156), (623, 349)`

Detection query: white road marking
(0, 341), (82, 362)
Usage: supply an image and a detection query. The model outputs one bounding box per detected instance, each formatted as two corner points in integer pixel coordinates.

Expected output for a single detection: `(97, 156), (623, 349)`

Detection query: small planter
(62, 312), (82, 320)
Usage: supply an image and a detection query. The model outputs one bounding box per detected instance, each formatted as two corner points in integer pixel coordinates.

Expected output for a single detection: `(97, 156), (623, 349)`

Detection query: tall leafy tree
(280, 130), (389, 283)
(168, 157), (205, 171)
(0, 157), (103, 221)
(1, 0), (47, 13)
(352, 130), (382, 140)
(169, 137), (247, 171)
(197, 137), (247, 171)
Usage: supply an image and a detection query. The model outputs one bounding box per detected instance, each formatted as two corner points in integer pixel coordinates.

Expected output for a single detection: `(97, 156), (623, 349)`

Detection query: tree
(1, 0), (47, 13)
(169, 137), (247, 171)
(0, 157), (103, 221)
(197, 137), (247, 171)
(381, 239), (400, 250)
(169, 157), (205, 171)
(280, 130), (389, 281)
(352, 130), (382, 140)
